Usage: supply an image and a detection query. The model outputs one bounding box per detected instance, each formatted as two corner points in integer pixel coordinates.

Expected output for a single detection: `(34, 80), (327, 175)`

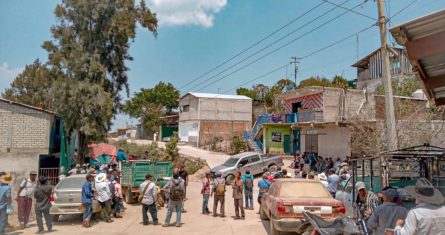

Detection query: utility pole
(377, 0), (397, 187)
(290, 57), (301, 87)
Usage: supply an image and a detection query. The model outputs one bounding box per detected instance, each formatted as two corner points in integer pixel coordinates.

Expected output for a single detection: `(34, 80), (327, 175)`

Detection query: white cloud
(146, 0), (227, 28)
(0, 63), (23, 92)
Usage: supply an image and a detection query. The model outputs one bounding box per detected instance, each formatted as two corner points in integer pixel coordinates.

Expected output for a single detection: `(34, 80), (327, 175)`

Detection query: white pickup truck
(210, 152), (283, 184)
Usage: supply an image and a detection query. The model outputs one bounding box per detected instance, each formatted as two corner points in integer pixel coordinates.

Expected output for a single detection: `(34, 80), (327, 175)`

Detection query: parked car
(260, 179), (346, 235)
(210, 152), (283, 184)
(50, 175), (101, 221)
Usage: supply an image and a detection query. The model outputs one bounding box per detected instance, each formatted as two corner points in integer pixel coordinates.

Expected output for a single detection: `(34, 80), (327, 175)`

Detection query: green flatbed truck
(121, 161), (173, 204)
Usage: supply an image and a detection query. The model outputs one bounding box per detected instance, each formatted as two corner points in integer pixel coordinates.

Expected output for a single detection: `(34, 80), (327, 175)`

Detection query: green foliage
(210, 136), (223, 151)
(298, 76), (332, 88)
(24, 0), (158, 162)
(375, 76), (422, 97)
(236, 87), (257, 100)
(2, 59), (54, 108)
(186, 159), (205, 175)
(124, 82), (179, 132)
(230, 136), (246, 154)
(332, 75), (348, 88)
(273, 78), (296, 92)
(165, 133), (180, 162)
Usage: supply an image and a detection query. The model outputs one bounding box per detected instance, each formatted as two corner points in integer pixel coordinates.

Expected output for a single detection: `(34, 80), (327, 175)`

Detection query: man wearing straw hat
(0, 172), (13, 235)
(394, 178), (445, 235)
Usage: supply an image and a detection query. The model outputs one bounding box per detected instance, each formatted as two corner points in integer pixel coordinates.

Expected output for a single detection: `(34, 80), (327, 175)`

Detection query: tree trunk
(78, 132), (89, 164)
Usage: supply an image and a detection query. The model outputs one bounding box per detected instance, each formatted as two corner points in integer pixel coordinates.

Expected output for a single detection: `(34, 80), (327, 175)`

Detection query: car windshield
(56, 177), (85, 189)
(223, 157), (239, 166)
(280, 181), (331, 198)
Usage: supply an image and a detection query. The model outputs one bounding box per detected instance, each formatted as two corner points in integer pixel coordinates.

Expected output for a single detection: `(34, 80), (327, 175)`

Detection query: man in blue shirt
(82, 174), (95, 228)
(0, 172), (12, 235)
(257, 173), (271, 205)
(241, 170), (254, 210)
(116, 149), (127, 162)
(327, 169), (339, 198)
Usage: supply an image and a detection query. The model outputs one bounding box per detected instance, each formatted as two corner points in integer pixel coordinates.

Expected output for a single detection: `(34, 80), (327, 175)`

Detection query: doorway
(292, 102), (302, 113)
(305, 129), (318, 153)
(283, 135), (291, 154)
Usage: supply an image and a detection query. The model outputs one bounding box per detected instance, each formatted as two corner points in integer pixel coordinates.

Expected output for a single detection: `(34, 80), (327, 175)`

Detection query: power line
(224, 24), (375, 93)
(177, 1), (327, 91)
(301, 23), (376, 59)
(194, 1), (369, 92)
(390, 0), (420, 19)
(321, 0), (376, 20)
(223, 64), (289, 93)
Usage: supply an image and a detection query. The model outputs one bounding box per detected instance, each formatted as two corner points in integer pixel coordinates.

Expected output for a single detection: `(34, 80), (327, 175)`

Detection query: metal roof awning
(390, 9), (445, 106)
(380, 143), (445, 158)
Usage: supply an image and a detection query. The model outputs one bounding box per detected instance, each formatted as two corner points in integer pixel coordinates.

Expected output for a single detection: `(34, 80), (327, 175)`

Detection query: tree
(332, 75), (348, 88)
(273, 78), (296, 93)
(41, 0), (157, 162)
(236, 87), (257, 100)
(252, 84), (270, 101)
(124, 82), (179, 132)
(165, 132), (179, 162)
(376, 76), (422, 97)
(2, 59), (54, 108)
(298, 76), (332, 88)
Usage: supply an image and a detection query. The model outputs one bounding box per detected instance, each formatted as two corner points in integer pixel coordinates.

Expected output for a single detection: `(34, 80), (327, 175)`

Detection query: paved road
(14, 180), (296, 235)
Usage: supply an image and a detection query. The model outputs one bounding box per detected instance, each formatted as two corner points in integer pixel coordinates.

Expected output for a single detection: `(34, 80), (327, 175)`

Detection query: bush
(231, 136), (246, 154)
(165, 133), (179, 162)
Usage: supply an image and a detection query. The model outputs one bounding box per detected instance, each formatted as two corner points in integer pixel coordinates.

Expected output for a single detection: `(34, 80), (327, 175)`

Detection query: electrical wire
(390, 0), (420, 19)
(177, 1), (327, 91)
(223, 64), (289, 93)
(193, 1), (369, 92)
(321, 0), (376, 20)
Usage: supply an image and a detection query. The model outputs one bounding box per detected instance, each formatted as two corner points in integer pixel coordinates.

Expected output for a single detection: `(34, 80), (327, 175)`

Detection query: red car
(260, 179), (346, 235)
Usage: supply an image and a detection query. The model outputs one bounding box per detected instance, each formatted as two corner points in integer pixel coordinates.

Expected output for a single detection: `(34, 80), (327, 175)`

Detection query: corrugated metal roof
(183, 92), (252, 100)
(390, 9), (445, 106)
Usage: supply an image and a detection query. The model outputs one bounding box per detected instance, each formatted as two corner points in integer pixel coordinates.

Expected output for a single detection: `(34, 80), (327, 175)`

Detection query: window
(269, 184), (277, 196)
(279, 182), (330, 198)
(250, 155), (260, 163)
(181, 105), (190, 112)
(239, 158), (249, 166)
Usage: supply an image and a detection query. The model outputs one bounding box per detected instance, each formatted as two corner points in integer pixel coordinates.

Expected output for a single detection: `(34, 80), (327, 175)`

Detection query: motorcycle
(302, 211), (362, 235)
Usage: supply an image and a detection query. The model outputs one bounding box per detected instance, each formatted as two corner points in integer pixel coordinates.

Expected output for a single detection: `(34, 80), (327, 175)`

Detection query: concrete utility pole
(290, 57), (301, 87)
(377, 0), (398, 152)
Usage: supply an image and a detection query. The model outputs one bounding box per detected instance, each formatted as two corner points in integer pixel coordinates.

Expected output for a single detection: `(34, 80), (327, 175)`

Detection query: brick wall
(0, 101), (53, 153)
(199, 120), (251, 145)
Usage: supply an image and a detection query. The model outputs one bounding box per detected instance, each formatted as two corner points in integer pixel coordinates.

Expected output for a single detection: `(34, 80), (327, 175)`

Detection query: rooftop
(182, 92), (252, 100)
(0, 98), (58, 115)
(390, 9), (445, 105)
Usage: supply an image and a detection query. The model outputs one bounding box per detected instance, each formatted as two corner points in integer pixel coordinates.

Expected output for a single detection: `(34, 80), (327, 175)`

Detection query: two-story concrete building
(352, 47), (414, 90)
(178, 92), (252, 146)
(249, 85), (434, 157)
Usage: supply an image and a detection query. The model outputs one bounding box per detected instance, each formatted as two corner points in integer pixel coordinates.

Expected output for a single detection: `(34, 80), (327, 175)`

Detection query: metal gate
(39, 168), (59, 186)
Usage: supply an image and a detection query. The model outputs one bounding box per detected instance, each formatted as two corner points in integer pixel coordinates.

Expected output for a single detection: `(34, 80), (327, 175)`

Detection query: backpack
(244, 177), (253, 191)
(169, 180), (184, 201)
(215, 180), (225, 196)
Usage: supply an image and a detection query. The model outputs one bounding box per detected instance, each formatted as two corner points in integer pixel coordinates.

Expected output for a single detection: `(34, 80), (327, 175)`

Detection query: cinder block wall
(0, 101), (53, 211)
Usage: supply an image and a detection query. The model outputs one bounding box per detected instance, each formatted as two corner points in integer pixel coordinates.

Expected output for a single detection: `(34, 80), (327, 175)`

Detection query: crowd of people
(2, 153), (445, 235)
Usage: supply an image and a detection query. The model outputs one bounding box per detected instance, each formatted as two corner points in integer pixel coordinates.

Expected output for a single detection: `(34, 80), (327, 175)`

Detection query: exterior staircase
(243, 114), (271, 153)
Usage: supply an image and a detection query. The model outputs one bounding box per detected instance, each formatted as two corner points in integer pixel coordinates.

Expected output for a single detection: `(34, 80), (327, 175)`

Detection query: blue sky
(1, 0), (445, 130)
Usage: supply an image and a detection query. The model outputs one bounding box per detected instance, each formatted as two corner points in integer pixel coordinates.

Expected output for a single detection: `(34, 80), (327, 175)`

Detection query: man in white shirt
(394, 178), (445, 235)
(95, 173), (113, 223)
(16, 171), (37, 228)
(140, 174), (158, 225)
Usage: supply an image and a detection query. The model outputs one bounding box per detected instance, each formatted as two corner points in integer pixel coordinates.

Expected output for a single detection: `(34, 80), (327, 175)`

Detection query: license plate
(304, 207), (320, 212)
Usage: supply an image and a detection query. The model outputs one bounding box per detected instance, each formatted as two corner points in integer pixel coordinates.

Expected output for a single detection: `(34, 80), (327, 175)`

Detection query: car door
(265, 183), (277, 217)
(335, 177), (355, 218)
(237, 157), (250, 175)
(248, 154), (262, 175)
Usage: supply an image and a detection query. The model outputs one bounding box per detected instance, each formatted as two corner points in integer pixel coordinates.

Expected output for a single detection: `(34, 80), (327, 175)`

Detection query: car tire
(225, 174), (235, 185)
(259, 205), (268, 220)
(124, 188), (134, 204)
(268, 165), (277, 173)
(51, 214), (60, 222)
(270, 217), (280, 235)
